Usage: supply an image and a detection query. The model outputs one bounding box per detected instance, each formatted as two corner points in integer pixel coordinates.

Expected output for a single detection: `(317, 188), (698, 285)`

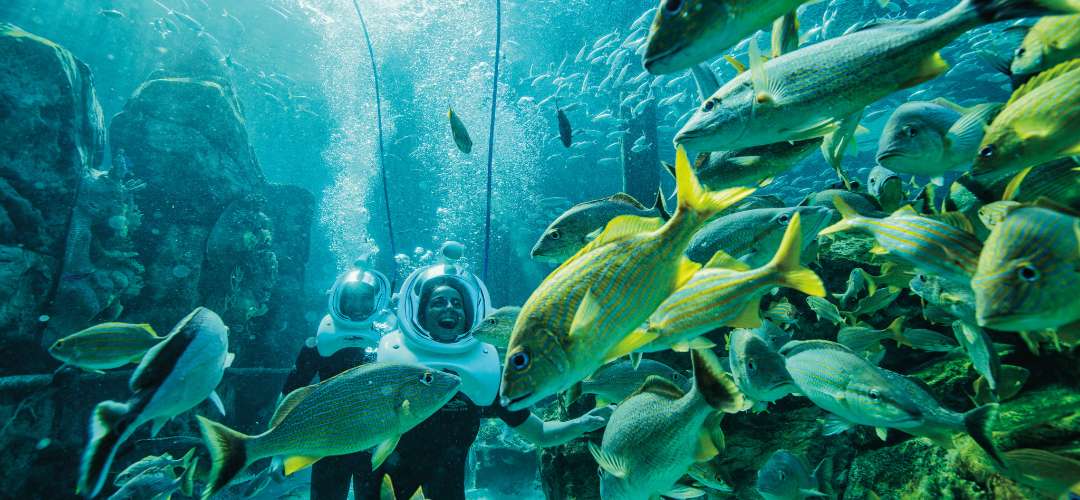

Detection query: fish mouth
(502, 391), (534, 411)
(875, 150), (905, 163)
(643, 42), (688, 74)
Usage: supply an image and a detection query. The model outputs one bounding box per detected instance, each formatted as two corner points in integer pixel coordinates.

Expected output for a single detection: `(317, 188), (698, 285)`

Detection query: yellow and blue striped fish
(973, 206), (1080, 332)
(818, 196), (982, 286)
(500, 147), (753, 411)
(627, 212), (826, 354)
(48, 322), (161, 371)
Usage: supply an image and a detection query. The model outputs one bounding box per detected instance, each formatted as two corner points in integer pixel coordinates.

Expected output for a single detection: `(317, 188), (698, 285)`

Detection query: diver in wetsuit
(279, 264), (393, 500)
(371, 246), (610, 499)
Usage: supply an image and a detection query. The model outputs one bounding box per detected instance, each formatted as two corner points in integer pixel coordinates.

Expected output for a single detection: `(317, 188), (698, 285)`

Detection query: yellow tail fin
(768, 212), (826, 297)
(674, 146), (754, 221)
(817, 196), (862, 236)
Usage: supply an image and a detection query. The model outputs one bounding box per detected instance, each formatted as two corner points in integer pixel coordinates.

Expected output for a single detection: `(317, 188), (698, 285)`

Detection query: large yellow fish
(628, 212), (826, 354)
(500, 147), (753, 411)
(972, 58), (1080, 174)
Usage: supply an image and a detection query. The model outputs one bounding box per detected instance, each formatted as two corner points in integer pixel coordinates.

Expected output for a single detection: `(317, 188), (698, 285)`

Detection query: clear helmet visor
(329, 268), (391, 325)
(397, 263), (491, 352)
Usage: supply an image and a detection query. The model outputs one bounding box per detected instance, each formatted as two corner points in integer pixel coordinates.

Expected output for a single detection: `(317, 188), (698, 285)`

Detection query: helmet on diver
(317, 263), (392, 356)
(396, 241), (492, 354)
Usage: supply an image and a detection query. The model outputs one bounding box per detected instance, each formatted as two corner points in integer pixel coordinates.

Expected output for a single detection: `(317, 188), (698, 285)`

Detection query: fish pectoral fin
(944, 103), (1001, 158)
(371, 435), (401, 469)
(676, 257), (703, 287)
(875, 427), (889, 441)
(900, 51), (948, 89)
(869, 244), (889, 255)
(224, 352), (236, 368)
(662, 485), (706, 499)
(150, 416), (169, 437)
(587, 442), (628, 478)
(570, 289), (603, 338)
(671, 337), (717, 352)
(821, 414), (855, 436)
(284, 455), (322, 475)
(800, 488), (829, 497)
(604, 329), (658, 362)
(694, 427), (720, 461)
(724, 155), (762, 168)
(727, 299), (763, 329)
(208, 390), (226, 417)
(748, 38), (784, 107)
(704, 250), (750, 271)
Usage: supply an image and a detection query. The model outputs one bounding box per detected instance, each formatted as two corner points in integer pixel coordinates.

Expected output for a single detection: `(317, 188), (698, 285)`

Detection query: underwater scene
(1, 0), (1080, 498)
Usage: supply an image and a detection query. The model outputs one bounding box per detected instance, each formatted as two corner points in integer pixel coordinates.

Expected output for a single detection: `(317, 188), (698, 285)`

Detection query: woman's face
(423, 285), (465, 342)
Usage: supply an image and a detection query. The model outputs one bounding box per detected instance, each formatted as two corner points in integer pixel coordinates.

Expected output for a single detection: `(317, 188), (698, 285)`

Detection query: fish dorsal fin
(843, 18), (924, 35)
(704, 250), (750, 271)
(779, 339), (855, 358)
(136, 324), (160, 337)
(270, 385), (316, 429)
(608, 192), (647, 209)
(631, 374), (687, 400)
(1031, 196), (1080, 217)
(890, 205), (919, 217)
(555, 215), (662, 272)
(1007, 59), (1080, 107)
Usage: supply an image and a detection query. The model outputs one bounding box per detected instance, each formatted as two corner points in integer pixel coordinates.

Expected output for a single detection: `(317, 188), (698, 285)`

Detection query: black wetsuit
(282, 344), (377, 500)
(284, 345), (530, 500)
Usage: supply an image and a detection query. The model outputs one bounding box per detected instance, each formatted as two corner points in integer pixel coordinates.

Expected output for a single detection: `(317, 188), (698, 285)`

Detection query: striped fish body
(965, 157), (1080, 208)
(198, 363), (460, 496)
(686, 206), (833, 267)
(676, 3), (982, 151)
(974, 59), (1080, 174)
(640, 267), (782, 353)
(250, 364), (458, 459)
(973, 206), (1080, 331)
(781, 341), (923, 430)
(502, 147), (753, 410)
(598, 390), (713, 500)
(505, 211), (704, 407)
(48, 323), (160, 370)
(821, 199), (982, 286)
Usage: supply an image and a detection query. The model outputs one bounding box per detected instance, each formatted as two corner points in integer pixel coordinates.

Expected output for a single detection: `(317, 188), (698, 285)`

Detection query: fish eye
(485, 318), (497, 325)
(747, 360), (757, 372)
(777, 214), (790, 224)
(510, 349), (531, 371)
(902, 125), (918, 137)
(869, 389), (881, 401)
(918, 275), (927, 282)
(420, 370), (434, 385)
(549, 229), (561, 240)
(778, 470), (786, 481)
(979, 145), (995, 158)
(1015, 47), (1026, 57)
(1016, 264), (1039, 282)
(702, 99), (716, 112)
(663, 0), (684, 16)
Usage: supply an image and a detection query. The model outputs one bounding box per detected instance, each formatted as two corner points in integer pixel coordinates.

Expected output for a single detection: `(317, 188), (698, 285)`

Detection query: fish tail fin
(674, 146), (754, 222)
(964, 403), (1004, 466)
(967, 0), (1056, 23)
(768, 212), (826, 297)
(197, 415), (252, 498)
(817, 196), (862, 236)
(179, 455), (198, 497)
(690, 348), (746, 413)
(78, 400), (133, 498)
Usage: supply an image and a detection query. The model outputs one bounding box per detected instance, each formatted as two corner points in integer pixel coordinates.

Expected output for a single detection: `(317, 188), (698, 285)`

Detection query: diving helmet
(317, 264), (392, 356)
(394, 241), (493, 354)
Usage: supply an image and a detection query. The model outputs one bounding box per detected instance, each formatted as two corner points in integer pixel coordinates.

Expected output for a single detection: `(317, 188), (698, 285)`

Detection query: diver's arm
(510, 405), (612, 448)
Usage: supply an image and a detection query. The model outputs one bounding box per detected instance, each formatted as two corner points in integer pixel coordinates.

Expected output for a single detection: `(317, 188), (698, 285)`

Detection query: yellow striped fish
(48, 322), (161, 371)
(499, 147), (754, 411)
(972, 206), (1080, 331)
(818, 196), (982, 286)
(972, 58), (1080, 175)
(628, 212), (826, 354)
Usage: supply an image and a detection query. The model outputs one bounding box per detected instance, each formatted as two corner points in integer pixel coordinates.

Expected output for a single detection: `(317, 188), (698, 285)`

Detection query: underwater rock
(110, 76), (263, 226)
(0, 246), (52, 349)
(0, 24), (106, 256)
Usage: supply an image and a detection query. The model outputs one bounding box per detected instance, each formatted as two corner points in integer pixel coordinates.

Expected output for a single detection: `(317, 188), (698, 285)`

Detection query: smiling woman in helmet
(373, 242), (610, 500)
(279, 262), (393, 500)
